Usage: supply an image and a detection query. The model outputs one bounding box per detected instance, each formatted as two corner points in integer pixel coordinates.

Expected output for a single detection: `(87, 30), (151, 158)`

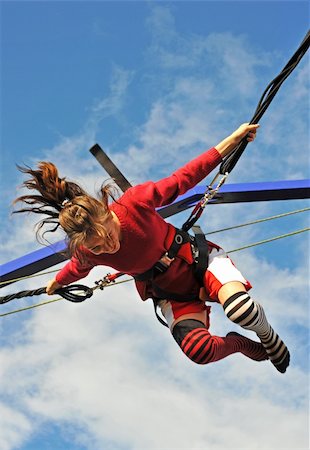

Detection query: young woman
(14, 123), (290, 373)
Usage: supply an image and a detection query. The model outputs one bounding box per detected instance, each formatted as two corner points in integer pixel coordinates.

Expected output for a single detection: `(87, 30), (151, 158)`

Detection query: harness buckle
(155, 253), (175, 273)
(191, 243), (199, 263)
(174, 233), (184, 245)
(201, 171), (229, 209)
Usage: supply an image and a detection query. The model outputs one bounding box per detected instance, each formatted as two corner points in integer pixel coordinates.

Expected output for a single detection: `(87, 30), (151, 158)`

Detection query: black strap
(134, 268), (154, 282)
(153, 299), (169, 328)
(134, 229), (191, 282)
(152, 283), (198, 302)
(134, 227), (209, 328)
(220, 30), (310, 175)
(192, 225), (209, 285)
(0, 284), (93, 305)
(166, 229), (192, 259)
(89, 144), (132, 192)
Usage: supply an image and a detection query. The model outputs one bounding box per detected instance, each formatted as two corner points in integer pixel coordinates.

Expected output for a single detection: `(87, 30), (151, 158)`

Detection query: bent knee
(172, 319), (215, 365)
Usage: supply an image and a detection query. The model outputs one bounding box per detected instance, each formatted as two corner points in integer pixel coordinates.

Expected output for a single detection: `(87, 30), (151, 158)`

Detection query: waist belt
(135, 225), (208, 286)
(134, 226), (209, 327)
(134, 228), (193, 282)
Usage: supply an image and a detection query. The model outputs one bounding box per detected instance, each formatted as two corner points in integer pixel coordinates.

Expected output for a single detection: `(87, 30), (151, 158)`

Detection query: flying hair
(13, 161), (117, 259)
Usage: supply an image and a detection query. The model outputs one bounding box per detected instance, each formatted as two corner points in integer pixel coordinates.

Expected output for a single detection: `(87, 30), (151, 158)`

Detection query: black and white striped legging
(223, 291), (290, 373)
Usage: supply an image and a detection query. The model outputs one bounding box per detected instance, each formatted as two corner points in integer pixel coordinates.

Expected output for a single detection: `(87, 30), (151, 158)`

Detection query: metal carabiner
(201, 171), (229, 208)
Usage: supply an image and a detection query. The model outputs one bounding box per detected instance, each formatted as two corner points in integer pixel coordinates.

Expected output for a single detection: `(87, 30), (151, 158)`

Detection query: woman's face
(84, 214), (121, 255)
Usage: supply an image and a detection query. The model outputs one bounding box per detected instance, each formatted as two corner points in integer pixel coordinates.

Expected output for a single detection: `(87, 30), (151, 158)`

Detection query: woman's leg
(218, 282), (290, 373)
(171, 317), (268, 365)
(203, 247), (290, 373)
(158, 300), (268, 365)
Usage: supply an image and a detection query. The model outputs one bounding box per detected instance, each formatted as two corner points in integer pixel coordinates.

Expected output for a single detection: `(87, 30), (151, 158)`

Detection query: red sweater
(56, 147), (222, 296)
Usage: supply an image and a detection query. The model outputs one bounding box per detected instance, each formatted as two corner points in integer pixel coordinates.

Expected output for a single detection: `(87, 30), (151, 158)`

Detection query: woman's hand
(229, 123), (260, 145)
(215, 123), (260, 158)
(46, 277), (63, 295)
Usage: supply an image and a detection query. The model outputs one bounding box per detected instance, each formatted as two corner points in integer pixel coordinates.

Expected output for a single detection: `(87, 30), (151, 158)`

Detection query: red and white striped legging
(158, 246), (267, 365)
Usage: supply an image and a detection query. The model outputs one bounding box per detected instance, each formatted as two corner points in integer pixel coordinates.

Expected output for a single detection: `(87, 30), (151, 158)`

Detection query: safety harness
(144, 30), (310, 327)
(134, 225), (209, 327)
(1, 31), (309, 325)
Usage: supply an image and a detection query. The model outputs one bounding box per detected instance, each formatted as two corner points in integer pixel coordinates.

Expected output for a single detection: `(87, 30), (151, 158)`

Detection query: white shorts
(158, 246), (251, 330)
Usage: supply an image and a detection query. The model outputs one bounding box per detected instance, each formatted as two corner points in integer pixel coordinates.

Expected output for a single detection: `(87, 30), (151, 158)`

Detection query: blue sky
(0, 2), (309, 450)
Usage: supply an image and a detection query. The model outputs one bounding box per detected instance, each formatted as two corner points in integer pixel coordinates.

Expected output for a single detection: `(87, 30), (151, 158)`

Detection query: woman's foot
(226, 332), (269, 362)
(259, 330), (290, 373)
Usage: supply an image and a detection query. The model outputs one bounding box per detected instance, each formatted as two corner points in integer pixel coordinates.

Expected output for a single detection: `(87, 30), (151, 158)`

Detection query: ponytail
(13, 162), (115, 258)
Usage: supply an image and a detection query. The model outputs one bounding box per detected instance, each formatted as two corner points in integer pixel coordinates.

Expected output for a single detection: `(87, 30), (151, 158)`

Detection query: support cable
(220, 30), (310, 174)
(0, 226), (308, 318)
(0, 207), (308, 287)
(206, 206), (309, 235)
(181, 30), (310, 233)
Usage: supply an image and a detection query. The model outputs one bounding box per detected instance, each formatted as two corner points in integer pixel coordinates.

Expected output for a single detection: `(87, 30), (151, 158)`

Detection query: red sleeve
(132, 147), (222, 208)
(55, 256), (94, 285)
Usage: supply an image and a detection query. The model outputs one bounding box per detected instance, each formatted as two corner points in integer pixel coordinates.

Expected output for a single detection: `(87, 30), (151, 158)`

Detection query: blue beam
(0, 241), (67, 287)
(159, 179), (310, 218)
(1, 179), (309, 287)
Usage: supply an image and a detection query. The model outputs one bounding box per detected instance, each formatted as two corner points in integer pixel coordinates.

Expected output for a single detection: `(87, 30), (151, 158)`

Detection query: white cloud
(1, 6), (309, 450)
(0, 403), (32, 450)
(0, 269), (308, 450)
(90, 64), (134, 116)
(0, 231), (309, 449)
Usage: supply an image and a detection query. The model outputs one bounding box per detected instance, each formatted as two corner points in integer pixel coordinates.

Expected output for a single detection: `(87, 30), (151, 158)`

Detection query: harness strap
(192, 225), (209, 285)
(166, 229), (193, 259)
(153, 299), (169, 328)
(135, 226), (210, 327)
(134, 229), (191, 282)
(152, 284), (198, 302)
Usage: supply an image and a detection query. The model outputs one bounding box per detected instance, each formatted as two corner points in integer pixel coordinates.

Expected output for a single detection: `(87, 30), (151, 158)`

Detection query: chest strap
(134, 226), (208, 288)
(136, 225), (209, 328)
(191, 225), (209, 285)
(134, 229), (192, 282)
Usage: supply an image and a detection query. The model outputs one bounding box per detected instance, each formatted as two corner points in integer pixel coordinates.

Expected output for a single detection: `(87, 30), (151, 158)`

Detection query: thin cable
(206, 207), (310, 235)
(0, 297), (63, 317)
(0, 269), (59, 286)
(2, 207), (308, 287)
(0, 277), (133, 318)
(1, 228), (308, 318)
(227, 227), (309, 254)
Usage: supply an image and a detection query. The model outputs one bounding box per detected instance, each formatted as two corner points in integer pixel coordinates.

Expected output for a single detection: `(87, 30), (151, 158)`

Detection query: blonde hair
(13, 161), (116, 259)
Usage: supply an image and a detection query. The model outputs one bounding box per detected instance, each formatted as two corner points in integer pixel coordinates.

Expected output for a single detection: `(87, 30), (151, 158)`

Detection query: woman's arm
(46, 277), (63, 295)
(214, 123), (259, 157)
(139, 123), (259, 208)
(46, 256), (94, 295)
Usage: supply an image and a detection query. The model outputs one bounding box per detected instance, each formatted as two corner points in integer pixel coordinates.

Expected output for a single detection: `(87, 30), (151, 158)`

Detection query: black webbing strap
(151, 283), (198, 302)
(134, 268), (154, 282)
(166, 229), (192, 259)
(192, 225), (209, 284)
(89, 144), (132, 193)
(153, 299), (169, 328)
(219, 30), (310, 175)
(134, 227), (210, 328)
(134, 229), (191, 281)
(0, 284), (93, 305)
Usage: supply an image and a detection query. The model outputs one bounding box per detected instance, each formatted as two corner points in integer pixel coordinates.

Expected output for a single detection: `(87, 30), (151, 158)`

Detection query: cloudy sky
(0, 2), (309, 450)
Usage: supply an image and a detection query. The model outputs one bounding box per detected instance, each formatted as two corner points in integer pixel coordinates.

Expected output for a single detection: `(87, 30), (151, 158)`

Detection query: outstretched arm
(215, 123), (259, 157)
(46, 256), (94, 295)
(140, 123), (259, 208)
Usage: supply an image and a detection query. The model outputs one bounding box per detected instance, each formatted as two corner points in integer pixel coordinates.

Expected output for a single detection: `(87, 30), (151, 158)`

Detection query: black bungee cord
(181, 30), (310, 233)
(0, 284), (93, 305)
(220, 29), (310, 174)
(1, 31), (309, 307)
(0, 272), (125, 305)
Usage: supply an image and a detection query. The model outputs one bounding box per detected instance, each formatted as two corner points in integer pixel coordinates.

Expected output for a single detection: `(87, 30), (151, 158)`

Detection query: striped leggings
(172, 291), (290, 373)
(172, 319), (268, 365)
